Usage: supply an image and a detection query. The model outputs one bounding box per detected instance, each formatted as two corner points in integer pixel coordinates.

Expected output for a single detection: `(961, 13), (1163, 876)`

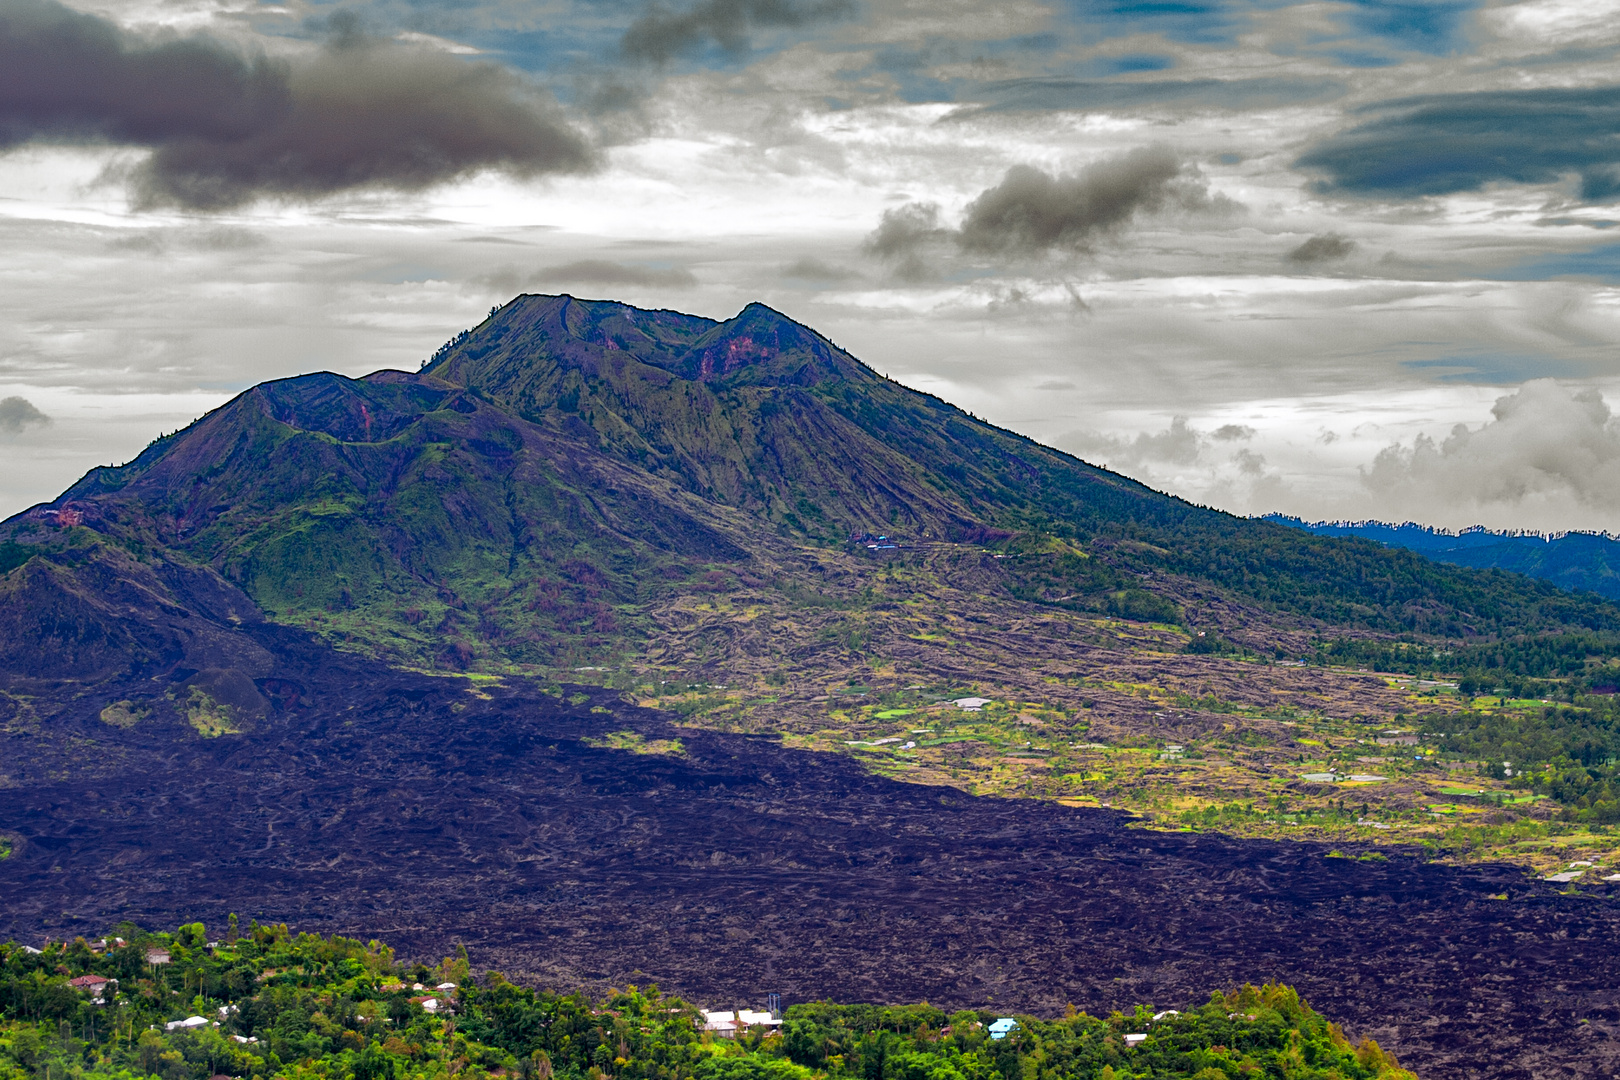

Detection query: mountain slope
(3, 294), (1618, 681)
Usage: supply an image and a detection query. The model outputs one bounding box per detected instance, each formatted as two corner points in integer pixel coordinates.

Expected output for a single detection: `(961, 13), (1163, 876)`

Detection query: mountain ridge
(4, 294), (1619, 684)
(1269, 514), (1620, 602)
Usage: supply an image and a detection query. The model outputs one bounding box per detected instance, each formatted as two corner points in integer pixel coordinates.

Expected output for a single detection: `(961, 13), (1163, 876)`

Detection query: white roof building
(700, 1009), (782, 1037)
(165, 1016), (209, 1032)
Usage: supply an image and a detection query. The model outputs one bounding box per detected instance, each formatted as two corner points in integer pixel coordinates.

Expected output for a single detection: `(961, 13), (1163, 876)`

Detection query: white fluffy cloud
(1361, 380), (1620, 528)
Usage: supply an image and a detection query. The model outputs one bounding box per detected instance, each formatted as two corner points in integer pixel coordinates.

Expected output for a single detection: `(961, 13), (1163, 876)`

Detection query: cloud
(1067, 415), (1203, 467)
(780, 257), (861, 282)
(1296, 86), (1620, 201)
(864, 202), (946, 258)
(1288, 232), (1356, 263)
(864, 147), (1238, 271)
(0, 396), (50, 434)
(1362, 379), (1620, 519)
(0, 0), (595, 210)
(1211, 423), (1256, 441)
(970, 76), (1349, 114)
(108, 226), (267, 253)
(1232, 447), (1266, 476)
(862, 201), (949, 280)
(480, 260), (698, 294)
(621, 0), (854, 63)
(959, 147), (1230, 255)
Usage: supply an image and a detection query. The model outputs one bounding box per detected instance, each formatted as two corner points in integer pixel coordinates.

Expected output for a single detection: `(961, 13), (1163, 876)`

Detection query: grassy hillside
(0, 923), (1414, 1080)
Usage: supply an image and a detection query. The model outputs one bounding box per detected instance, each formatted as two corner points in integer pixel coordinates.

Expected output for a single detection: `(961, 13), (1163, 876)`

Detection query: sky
(4, 0), (1620, 533)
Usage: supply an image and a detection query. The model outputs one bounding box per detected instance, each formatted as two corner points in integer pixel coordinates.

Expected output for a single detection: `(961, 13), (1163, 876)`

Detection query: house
(69, 975), (114, 1003)
(700, 1009), (781, 1037)
(1123, 1034), (1148, 1048)
(987, 1018), (1018, 1040)
(1151, 1011), (1179, 1021)
(146, 947), (171, 965)
(952, 697), (992, 710)
(165, 1016), (209, 1032)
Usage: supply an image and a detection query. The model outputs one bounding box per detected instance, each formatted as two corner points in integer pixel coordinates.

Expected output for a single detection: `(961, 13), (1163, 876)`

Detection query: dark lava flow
(2, 630), (1617, 1080)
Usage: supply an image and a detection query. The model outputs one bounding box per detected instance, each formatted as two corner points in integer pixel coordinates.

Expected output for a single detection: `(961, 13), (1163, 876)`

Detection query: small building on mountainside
(165, 1016), (209, 1032)
(700, 1009), (781, 1038)
(146, 947), (171, 965)
(69, 975), (114, 1003)
(988, 1019), (1018, 1040)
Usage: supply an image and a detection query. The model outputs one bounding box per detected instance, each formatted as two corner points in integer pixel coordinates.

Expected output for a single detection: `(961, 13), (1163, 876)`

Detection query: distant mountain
(1266, 516), (1620, 601)
(4, 294), (1618, 683)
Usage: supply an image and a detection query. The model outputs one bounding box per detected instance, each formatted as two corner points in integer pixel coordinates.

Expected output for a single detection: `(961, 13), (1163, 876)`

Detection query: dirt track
(2, 629), (1617, 1080)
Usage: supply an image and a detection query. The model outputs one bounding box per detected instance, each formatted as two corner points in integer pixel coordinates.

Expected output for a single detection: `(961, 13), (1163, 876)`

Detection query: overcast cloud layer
(5, 0), (1620, 531)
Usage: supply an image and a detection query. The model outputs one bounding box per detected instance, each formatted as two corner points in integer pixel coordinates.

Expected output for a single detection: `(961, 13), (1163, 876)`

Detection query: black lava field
(1, 623), (1616, 1080)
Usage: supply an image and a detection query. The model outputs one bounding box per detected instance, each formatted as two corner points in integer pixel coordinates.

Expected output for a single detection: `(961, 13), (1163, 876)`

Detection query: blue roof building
(988, 1018), (1018, 1040)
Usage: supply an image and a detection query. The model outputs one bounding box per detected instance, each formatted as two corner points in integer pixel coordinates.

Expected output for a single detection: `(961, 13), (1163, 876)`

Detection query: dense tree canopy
(0, 924), (1412, 1080)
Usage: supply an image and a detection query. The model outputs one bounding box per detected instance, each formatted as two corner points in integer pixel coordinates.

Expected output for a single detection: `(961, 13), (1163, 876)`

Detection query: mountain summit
(2, 295), (1615, 678)
(429, 296), (865, 397)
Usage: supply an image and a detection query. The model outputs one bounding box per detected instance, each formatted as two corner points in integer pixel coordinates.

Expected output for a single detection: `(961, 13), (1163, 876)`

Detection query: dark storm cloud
(0, 0), (595, 210)
(1288, 233), (1357, 263)
(969, 76), (1349, 113)
(864, 148), (1234, 272)
(0, 396), (49, 434)
(0, 0), (289, 147)
(1296, 86), (1620, 201)
(620, 0), (853, 63)
(957, 146), (1229, 256)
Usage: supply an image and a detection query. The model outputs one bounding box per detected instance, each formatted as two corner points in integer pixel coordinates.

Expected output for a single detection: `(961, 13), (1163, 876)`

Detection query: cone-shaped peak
(675, 302), (871, 386)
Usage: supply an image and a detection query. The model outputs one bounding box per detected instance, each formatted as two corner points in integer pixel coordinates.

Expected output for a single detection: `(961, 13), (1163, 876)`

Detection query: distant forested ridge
(1267, 516), (1620, 602)
(0, 923), (1414, 1080)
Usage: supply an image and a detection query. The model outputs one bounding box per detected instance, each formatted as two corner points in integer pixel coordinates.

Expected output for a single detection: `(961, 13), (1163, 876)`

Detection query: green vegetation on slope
(431, 296), (1620, 645)
(4, 295), (1619, 679)
(1420, 696), (1620, 823)
(1310, 633), (1620, 687)
(0, 923), (1413, 1080)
